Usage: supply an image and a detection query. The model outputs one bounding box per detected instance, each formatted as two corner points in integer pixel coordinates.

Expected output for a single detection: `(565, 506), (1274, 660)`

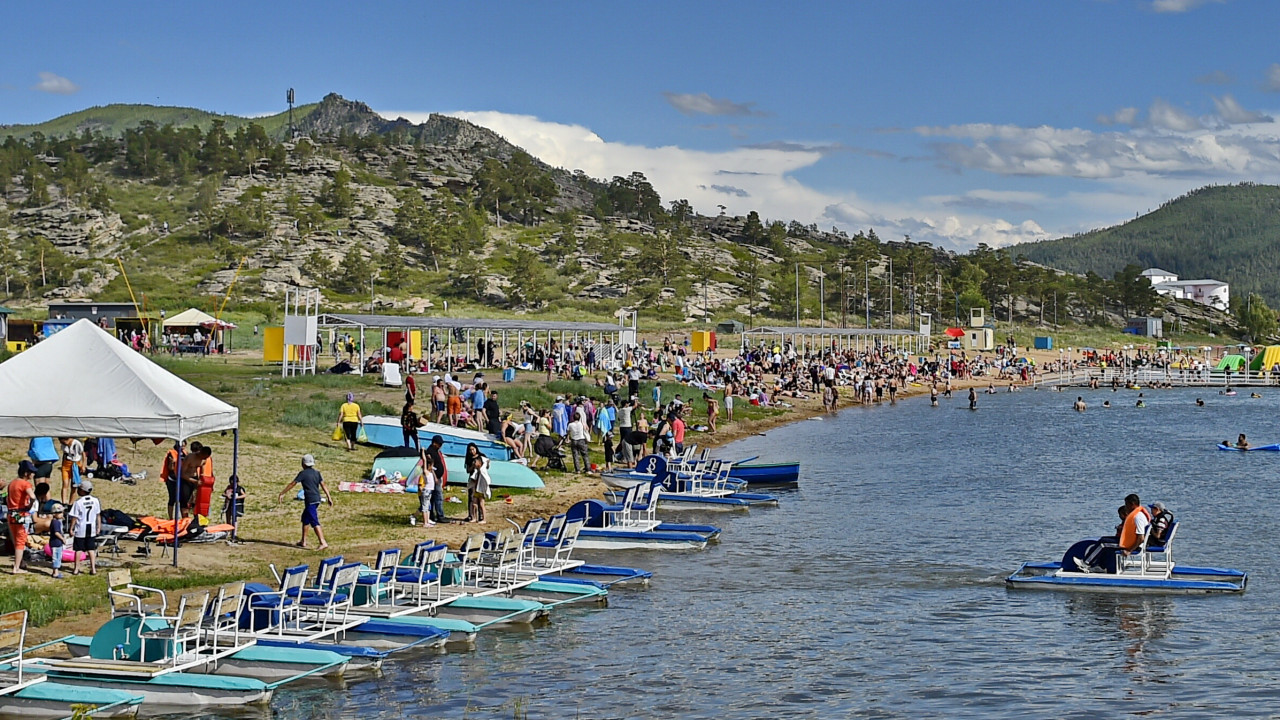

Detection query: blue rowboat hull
(603, 490), (777, 511)
(1006, 561), (1247, 594)
(726, 462), (800, 486)
(372, 449), (544, 489)
(559, 564), (652, 588)
(361, 416), (512, 460)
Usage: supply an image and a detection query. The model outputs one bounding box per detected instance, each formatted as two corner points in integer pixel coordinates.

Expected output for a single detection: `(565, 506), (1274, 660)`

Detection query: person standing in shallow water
(968, 387), (978, 410)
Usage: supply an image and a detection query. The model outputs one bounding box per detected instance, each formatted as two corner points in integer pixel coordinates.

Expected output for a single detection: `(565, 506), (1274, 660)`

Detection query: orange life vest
(1118, 505), (1153, 551)
(161, 449), (179, 482)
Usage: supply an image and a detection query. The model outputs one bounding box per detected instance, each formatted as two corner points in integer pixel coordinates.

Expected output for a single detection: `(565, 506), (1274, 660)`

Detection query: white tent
(164, 308), (236, 329)
(0, 319), (238, 439)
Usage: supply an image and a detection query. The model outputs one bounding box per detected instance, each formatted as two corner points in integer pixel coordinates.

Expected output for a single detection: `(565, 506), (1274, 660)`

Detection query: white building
(1152, 279), (1230, 310)
(1140, 268), (1179, 286)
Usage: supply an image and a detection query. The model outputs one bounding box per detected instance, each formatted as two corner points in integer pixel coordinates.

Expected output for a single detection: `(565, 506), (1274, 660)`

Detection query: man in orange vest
(1075, 494), (1152, 574)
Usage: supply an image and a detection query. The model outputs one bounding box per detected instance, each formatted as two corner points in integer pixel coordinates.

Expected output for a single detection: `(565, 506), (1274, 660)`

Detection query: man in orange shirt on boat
(1075, 493), (1151, 574)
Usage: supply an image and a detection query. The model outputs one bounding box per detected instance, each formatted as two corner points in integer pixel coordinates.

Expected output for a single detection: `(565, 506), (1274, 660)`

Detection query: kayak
(1216, 443), (1280, 452)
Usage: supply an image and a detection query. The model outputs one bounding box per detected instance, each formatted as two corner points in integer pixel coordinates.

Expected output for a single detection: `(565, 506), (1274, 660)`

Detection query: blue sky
(5, 0), (1280, 250)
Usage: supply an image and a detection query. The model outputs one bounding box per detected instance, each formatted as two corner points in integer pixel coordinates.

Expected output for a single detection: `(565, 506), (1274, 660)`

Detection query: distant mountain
(1014, 183), (1280, 307)
(0, 103), (314, 140)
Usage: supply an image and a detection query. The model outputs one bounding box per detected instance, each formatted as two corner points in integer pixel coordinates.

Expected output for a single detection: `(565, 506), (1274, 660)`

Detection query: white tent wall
(0, 319), (242, 567)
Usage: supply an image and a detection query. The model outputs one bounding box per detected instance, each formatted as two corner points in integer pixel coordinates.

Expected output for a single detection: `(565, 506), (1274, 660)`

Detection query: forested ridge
(0, 94), (1267, 339)
(1016, 184), (1280, 306)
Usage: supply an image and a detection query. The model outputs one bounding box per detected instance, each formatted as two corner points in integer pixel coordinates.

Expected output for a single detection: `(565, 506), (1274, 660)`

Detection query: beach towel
(338, 481), (405, 494)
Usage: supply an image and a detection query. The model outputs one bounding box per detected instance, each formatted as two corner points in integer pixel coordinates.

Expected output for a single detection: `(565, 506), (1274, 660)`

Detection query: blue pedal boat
(566, 497), (720, 550)
(1007, 523), (1246, 594)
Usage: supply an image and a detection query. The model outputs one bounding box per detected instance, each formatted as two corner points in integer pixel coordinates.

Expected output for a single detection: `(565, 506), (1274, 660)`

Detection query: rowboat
(371, 447), (544, 489)
(361, 415), (512, 460)
(1006, 522), (1247, 594)
(726, 461), (800, 486)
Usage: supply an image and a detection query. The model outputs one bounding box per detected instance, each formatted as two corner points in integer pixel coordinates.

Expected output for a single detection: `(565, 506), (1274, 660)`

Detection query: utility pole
(865, 260), (871, 329)
(888, 258), (894, 330)
(819, 265), (825, 328)
(839, 261), (846, 329)
(794, 263), (800, 328)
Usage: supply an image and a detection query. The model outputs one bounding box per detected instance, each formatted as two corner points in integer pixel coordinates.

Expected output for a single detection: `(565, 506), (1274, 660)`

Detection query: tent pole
(230, 429), (240, 540)
(172, 440), (182, 568)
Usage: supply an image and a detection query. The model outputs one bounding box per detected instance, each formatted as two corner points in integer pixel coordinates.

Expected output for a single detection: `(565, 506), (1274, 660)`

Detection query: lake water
(185, 386), (1280, 719)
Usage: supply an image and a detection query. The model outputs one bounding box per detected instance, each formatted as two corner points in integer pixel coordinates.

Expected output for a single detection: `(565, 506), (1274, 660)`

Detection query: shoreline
(16, 360), (1020, 643)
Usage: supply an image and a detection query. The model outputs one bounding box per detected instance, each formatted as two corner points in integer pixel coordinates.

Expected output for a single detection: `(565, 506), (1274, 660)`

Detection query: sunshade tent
(1216, 354), (1247, 371)
(0, 319), (241, 565)
(163, 308), (236, 330)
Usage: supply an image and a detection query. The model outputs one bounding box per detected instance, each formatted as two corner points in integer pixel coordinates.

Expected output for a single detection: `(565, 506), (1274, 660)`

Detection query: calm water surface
(185, 387), (1280, 718)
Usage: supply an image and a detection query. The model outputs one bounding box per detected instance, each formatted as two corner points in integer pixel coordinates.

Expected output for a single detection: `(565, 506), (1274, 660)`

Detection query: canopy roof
(164, 308), (236, 329)
(0, 319), (239, 439)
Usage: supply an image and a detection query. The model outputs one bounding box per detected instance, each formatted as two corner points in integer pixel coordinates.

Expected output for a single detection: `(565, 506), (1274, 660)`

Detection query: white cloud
(1196, 70), (1233, 85)
(32, 71), (79, 95)
(662, 92), (766, 117)
(917, 104), (1280, 180)
(1150, 0), (1223, 12)
(383, 109), (1050, 251)
(1267, 63), (1280, 92)
(1212, 94), (1273, 124)
(1097, 107), (1139, 126)
(1147, 98), (1201, 131)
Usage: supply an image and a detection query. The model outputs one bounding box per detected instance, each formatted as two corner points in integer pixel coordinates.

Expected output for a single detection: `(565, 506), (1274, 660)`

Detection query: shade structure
(164, 308), (236, 329)
(0, 319), (239, 439)
(944, 327), (966, 338)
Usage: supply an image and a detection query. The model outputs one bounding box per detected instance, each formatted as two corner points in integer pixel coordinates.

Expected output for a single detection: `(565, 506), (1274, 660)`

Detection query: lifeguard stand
(969, 307), (986, 328)
(282, 287), (320, 377)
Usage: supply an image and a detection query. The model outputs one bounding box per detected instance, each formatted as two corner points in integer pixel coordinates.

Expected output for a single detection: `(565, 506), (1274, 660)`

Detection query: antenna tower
(287, 88), (297, 138)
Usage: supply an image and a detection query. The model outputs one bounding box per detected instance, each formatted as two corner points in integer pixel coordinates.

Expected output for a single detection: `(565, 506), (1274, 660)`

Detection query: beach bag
(357, 424), (369, 444)
(332, 425), (344, 441)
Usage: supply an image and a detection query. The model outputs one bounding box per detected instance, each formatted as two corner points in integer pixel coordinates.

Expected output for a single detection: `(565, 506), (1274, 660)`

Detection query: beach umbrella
(944, 327), (965, 338)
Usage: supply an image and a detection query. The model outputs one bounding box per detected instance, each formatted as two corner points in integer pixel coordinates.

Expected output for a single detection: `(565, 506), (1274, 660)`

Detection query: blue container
(1033, 336), (1053, 350)
(503, 368), (516, 382)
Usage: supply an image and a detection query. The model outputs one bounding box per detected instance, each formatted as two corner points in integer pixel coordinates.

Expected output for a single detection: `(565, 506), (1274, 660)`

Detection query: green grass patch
(0, 579), (103, 627)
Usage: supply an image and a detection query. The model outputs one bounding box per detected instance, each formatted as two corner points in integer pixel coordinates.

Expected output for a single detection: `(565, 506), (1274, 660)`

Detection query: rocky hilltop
(0, 93), (1252, 338)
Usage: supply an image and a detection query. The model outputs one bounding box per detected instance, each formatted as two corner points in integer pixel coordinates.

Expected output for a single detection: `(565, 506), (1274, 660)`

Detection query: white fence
(1037, 367), (1279, 388)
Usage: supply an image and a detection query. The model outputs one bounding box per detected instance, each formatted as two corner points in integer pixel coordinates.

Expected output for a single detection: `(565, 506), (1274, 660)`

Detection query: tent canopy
(164, 308), (236, 329)
(1216, 354), (1247, 371)
(0, 319), (239, 439)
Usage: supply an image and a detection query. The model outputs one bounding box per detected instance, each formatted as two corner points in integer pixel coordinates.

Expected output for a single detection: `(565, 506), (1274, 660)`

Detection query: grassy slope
(1, 103), (319, 139)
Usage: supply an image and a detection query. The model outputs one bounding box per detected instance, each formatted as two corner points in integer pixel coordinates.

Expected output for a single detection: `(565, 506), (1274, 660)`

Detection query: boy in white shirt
(68, 480), (101, 575)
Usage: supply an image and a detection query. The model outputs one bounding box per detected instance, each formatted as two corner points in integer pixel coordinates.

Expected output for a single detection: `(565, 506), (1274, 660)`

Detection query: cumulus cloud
(1267, 63), (1280, 92)
(384, 109), (1098, 251)
(662, 92), (766, 117)
(917, 110), (1280, 181)
(1097, 107), (1140, 126)
(1196, 70), (1233, 85)
(1147, 98), (1202, 131)
(1212, 94), (1273, 124)
(1150, 0), (1222, 12)
(32, 71), (79, 95)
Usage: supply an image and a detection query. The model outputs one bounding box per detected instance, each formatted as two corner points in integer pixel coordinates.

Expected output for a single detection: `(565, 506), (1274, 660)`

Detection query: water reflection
(1065, 594), (1178, 679)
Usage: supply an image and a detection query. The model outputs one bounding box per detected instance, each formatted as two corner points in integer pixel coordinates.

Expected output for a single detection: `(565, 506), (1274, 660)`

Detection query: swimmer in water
(968, 387), (978, 410)
(1102, 400), (1112, 408)
(1196, 398), (1205, 406)
(1136, 400), (1145, 408)
(1251, 392), (1262, 398)
(1237, 433), (1250, 450)
(1073, 396), (1086, 412)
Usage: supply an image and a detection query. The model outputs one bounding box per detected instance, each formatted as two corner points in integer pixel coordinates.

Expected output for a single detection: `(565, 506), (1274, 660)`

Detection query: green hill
(0, 103), (317, 140)
(1015, 183), (1280, 307)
